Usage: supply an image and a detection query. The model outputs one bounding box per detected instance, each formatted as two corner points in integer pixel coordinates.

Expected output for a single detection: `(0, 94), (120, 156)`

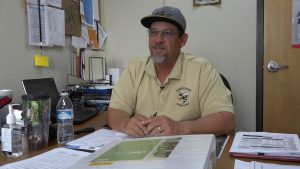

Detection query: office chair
(220, 73), (231, 91)
(219, 73), (233, 102)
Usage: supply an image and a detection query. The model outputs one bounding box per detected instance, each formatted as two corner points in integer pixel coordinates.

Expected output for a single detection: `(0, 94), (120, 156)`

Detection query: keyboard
(73, 108), (98, 125)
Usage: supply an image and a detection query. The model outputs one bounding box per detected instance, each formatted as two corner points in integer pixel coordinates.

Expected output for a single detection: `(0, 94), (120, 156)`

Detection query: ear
(180, 33), (188, 47)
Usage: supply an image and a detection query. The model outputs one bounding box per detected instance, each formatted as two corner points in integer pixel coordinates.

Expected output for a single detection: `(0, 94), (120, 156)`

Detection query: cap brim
(141, 16), (184, 32)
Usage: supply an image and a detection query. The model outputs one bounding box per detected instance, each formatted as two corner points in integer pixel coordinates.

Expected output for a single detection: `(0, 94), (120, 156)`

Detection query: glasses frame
(147, 29), (179, 38)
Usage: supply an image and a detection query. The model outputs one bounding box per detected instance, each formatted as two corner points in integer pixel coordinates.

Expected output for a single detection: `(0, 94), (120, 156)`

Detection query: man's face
(148, 21), (187, 64)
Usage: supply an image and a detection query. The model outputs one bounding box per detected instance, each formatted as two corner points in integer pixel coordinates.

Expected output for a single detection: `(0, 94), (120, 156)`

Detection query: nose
(152, 33), (165, 43)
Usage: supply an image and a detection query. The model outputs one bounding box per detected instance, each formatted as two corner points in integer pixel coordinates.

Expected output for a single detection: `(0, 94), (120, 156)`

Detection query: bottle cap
(6, 104), (18, 124)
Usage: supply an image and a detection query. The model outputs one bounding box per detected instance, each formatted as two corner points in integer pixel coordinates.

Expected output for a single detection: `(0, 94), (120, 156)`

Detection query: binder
(68, 134), (216, 169)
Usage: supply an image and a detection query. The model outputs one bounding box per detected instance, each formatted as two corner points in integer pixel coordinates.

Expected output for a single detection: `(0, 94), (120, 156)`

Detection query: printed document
(27, 3), (65, 46)
(0, 148), (89, 169)
(230, 132), (300, 161)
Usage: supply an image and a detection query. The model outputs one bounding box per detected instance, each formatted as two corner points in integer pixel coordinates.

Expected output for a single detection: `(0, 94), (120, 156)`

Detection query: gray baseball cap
(141, 6), (186, 32)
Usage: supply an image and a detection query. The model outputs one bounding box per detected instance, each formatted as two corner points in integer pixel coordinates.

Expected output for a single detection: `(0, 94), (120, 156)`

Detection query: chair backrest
(220, 73), (231, 91)
(219, 73), (233, 102)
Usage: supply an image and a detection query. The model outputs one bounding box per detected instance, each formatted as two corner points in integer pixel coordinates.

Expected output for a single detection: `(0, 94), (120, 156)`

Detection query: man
(107, 6), (235, 137)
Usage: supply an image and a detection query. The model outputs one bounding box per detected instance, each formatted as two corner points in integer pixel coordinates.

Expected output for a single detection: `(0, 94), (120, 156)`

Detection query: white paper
(254, 161), (300, 169)
(27, 0), (62, 8)
(92, 0), (99, 21)
(234, 159), (300, 169)
(97, 23), (107, 49)
(27, 3), (46, 46)
(44, 6), (65, 46)
(0, 148), (89, 169)
(66, 129), (131, 151)
(71, 36), (87, 49)
(234, 159), (252, 169)
(27, 3), (65, 47)
(81, 24), (89, 42)
(292, 0), (300, 46)
(230, 132), (300, 156)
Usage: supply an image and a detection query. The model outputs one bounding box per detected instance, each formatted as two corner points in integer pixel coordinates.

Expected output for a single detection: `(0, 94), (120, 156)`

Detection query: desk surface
(1, 113), (299, 168)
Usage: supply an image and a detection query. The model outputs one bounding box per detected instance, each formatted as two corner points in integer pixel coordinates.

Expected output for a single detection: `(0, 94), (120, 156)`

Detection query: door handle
(267, 60), (289, 72)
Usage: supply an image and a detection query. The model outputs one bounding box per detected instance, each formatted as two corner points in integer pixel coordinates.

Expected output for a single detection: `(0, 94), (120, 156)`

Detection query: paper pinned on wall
(27, 3), (65, 47)
(81, 0), (94, 26)
(97, 23), (107, 49)
(88, 27), (99, 49)
(92, 0), (100, 21)
(292, 0), (300, 48)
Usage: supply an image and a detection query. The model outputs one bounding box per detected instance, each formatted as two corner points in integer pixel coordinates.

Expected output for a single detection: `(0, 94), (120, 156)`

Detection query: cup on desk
(0, 89), (13, 140)
(22, 92), (51, 150)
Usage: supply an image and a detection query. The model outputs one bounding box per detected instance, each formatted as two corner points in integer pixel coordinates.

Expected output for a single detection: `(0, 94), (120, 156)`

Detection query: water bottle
(56, 92), (74, 144)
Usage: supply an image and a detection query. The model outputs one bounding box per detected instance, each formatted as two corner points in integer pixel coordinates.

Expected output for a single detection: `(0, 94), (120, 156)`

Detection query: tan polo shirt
(109, 53), (234, 121)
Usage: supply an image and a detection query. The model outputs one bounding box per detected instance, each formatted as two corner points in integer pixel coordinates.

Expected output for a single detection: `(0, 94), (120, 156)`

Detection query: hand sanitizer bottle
(1, 104), (22, 157)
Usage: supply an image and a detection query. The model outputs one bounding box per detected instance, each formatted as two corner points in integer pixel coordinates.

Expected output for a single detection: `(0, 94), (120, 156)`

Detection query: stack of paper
(234, 159), (300, 169)
(230, 132), (300, 161)
(1, 148), (89, 169)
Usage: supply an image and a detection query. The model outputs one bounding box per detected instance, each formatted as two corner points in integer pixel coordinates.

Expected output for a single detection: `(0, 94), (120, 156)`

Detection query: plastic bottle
(56, 92), (74, 144)
(1, 104), (22, 157)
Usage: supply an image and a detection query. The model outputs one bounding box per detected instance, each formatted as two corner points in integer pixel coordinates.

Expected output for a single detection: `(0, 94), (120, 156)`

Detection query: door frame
(256, 0), (264, 131)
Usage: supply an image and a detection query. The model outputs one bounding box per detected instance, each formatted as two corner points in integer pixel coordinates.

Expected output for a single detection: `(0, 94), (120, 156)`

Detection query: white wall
(0, 1), (72, 103)
(102, 0), (257, 132)
(0, 0), (257, 132)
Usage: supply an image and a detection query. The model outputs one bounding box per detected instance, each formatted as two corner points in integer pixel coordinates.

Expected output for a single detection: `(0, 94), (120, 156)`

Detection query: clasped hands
(121, 114), (183, 137)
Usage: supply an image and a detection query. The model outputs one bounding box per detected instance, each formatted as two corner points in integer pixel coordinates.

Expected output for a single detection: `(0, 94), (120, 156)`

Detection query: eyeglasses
(147, 29), (178, 38)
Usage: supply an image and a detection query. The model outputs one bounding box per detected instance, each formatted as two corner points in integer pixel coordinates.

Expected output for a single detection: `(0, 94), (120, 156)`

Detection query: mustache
(151, 44), (166, 49)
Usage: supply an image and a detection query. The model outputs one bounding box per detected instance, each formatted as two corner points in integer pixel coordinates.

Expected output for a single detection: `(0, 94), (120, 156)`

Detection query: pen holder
(22, 92), (51, 150)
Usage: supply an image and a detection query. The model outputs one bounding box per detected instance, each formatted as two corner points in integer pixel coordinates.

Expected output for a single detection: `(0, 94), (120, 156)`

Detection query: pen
(153, 112), (157, 116)
(65, 144), (104, 151)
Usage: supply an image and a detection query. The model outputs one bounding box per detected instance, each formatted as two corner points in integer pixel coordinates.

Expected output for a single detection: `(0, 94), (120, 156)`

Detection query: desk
(1, 114), (300, 168)
(0, 111), (107, 165)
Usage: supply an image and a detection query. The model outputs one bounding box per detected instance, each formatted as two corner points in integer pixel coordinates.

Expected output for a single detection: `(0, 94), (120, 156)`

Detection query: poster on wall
(292, 0), (300, 48)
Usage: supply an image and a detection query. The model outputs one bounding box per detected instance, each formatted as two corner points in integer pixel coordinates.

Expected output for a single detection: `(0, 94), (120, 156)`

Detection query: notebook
(22, 78), (98, 124)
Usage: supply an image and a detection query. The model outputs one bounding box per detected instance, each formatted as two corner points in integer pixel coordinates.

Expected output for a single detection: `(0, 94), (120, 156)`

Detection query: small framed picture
(193, 0), (221, 6)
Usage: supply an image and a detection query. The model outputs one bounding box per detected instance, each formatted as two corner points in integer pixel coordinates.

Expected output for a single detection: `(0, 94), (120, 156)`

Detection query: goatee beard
(151, 55), (165, 64)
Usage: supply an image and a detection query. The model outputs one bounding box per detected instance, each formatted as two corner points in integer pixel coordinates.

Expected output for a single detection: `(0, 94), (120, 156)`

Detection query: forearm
(179, 111), (235, 136)
(107, 107), (131, 132)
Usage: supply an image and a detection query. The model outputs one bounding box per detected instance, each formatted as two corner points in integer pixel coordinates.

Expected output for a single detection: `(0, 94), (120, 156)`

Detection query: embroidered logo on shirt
(176, 87), (191, 106)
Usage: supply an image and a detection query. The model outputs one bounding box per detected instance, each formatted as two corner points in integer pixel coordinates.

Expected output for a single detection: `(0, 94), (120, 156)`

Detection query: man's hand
(142, 115), (183, 136)
(107, 108), (149, 137)
(121, 114), (148, 137)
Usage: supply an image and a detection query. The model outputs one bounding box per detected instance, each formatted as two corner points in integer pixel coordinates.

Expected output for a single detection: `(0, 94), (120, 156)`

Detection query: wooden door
(264, 0), (300, 135)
